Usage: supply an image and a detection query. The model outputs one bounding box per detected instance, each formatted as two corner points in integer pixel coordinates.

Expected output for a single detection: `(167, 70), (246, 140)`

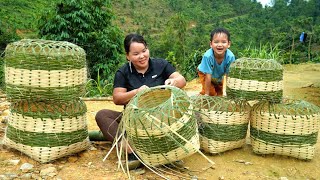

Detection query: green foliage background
(1, 0), (320, 96)
(38, 0), (124, 84)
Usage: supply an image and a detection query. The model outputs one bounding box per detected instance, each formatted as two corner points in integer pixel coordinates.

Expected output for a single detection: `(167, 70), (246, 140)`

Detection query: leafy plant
(38, 0), (124, 84)
(85, 69), (113, 97)
(0, 24), (20, 90)
(166, 51), (178, 68)
(181, 49), (204, 81)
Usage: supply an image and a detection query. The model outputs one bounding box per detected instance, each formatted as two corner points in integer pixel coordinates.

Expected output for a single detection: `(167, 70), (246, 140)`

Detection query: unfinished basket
(250, 99), (320, 160)
(122, 85), (199, 167)
(3, 99), (90, 163)
(227, 58), (283, 102)
(191, 95), (250, 154)
(4, 39), (87, 102)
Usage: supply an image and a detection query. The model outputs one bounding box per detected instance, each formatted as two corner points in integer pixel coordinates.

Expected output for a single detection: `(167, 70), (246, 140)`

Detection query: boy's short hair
(210, 28), (231, 41)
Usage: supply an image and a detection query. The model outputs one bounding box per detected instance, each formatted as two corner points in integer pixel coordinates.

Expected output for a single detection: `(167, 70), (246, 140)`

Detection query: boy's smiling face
(210, 32), (231, 59)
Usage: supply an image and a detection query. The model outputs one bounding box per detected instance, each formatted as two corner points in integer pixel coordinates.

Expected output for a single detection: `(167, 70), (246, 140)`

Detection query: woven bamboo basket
(191, 95), (250, 154)
(122, 86), (199, 167)
(3, 99), (90, 163)
(226, 58), (283, 102)
(250, 99), (320, 160)
(4, 39), (87, 102)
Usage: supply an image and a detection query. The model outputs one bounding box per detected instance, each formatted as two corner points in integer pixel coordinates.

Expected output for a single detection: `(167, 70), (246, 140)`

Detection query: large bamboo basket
(3, 99), (90, 163)
(192, 95), (250, 154)
(122, 86), (199, 167)
(226, 58), (283, 103)
(250, 99), (320, 160)
(4, 39), (87, 102)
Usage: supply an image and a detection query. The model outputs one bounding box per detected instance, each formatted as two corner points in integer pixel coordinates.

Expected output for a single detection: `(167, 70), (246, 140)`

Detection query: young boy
(197, 28), (235, 96)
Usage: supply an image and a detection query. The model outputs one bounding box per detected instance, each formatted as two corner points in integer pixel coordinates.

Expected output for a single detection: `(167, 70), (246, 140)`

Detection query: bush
(0, 25), (20, 90)
(38, 0), (124, 86)
(181, 49), (204, 81)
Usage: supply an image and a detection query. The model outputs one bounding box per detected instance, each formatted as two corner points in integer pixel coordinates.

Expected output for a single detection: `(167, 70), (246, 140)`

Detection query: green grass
(85, 69), (113, 97)
(0, 0), (57, 31)
(238, 42), (283, 63)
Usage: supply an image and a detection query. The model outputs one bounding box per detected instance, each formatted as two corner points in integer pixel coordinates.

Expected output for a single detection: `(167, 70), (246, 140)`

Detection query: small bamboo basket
(122, 86), (200, 167)
(192, 95), (251, 154)
(3, 99), (90, 163)
(227, 58), (283, 102)
(4, 39), (87, 102)
(250, 99), (320, 160)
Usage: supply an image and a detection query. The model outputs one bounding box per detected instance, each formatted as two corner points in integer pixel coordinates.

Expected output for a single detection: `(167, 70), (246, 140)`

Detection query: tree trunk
(308, 34), (312, 62)
(290, 36), (295, 64)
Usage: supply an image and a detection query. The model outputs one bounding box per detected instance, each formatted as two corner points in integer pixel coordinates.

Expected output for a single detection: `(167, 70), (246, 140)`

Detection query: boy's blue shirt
(197, 48), (235, 82)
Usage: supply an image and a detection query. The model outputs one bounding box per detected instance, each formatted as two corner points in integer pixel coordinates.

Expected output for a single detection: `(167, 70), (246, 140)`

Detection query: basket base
(3, 137), (90, 163)
(200, 136), (245, 154)
(250, 138), (315, 160)
(136, 134), (200, 167)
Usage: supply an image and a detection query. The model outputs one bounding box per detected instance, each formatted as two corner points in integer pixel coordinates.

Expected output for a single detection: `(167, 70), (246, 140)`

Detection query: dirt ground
(1, 63), (320, 180)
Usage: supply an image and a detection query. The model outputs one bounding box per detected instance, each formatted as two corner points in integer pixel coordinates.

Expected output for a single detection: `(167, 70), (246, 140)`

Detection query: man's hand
(136, 85), (149, 94)
(164, 79), (176, 86)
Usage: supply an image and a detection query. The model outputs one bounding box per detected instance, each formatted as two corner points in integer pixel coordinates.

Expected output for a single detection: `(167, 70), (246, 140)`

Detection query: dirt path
(1, 63), (320, 180)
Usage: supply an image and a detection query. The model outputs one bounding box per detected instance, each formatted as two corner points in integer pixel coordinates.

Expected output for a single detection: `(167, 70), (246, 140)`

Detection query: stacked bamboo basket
(226, 58), (283, 103)
(250, 99), (320, 160)
(226, 57), (320, 160)
(122, 86), (200, 167)
(3, 39), (90, 163)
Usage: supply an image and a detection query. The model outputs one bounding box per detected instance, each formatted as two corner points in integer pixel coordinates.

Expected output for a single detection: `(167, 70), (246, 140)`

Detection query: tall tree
(38, 0), (124, 82)
(157, 13), (187, 69)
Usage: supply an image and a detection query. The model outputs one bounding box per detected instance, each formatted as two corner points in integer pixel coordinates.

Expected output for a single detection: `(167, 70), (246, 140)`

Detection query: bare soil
(1, 63), (320, 180)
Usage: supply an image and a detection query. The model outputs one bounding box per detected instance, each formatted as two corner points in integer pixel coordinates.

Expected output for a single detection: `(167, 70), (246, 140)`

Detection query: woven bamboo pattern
(122, 86), (200, 166)
(3, 100), (90, 163)
(191, 95), (250, 154)
(3, 39), (89, 163)
(4, 39), (87, 101)
(250, 99), (320, 160)
(226, 58), (283, 102)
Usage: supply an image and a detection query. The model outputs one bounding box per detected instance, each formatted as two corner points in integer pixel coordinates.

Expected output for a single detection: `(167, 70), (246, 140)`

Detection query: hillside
(111, 0), (174, 35)
(1, 0), (174, 36)
(3, 0), (318, 63)
(1, 0), (319, 86)
(0, 1), (56, 33)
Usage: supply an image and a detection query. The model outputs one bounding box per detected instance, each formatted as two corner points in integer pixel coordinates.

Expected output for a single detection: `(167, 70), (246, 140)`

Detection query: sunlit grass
(238, 42), (283, 64)
(85, 69), (113, 97)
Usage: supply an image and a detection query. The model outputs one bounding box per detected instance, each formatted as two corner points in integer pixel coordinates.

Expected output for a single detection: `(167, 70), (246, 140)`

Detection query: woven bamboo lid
(230, 58), (283, 70)
(4, 39), (87, 101)
(227, 58), (284, 102)
(191, 95), (250, 113)
(5, 39), (86, 70)
(252, 99), (320, 117)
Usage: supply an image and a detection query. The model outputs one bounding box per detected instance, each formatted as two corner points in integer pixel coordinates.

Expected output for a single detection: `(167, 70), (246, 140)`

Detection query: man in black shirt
(95, 33), (186, 169)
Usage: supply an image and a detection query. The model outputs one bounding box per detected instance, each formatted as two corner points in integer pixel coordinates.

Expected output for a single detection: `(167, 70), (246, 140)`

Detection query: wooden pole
(308, 34), (312, 62)
(290, 36), (295, 64)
